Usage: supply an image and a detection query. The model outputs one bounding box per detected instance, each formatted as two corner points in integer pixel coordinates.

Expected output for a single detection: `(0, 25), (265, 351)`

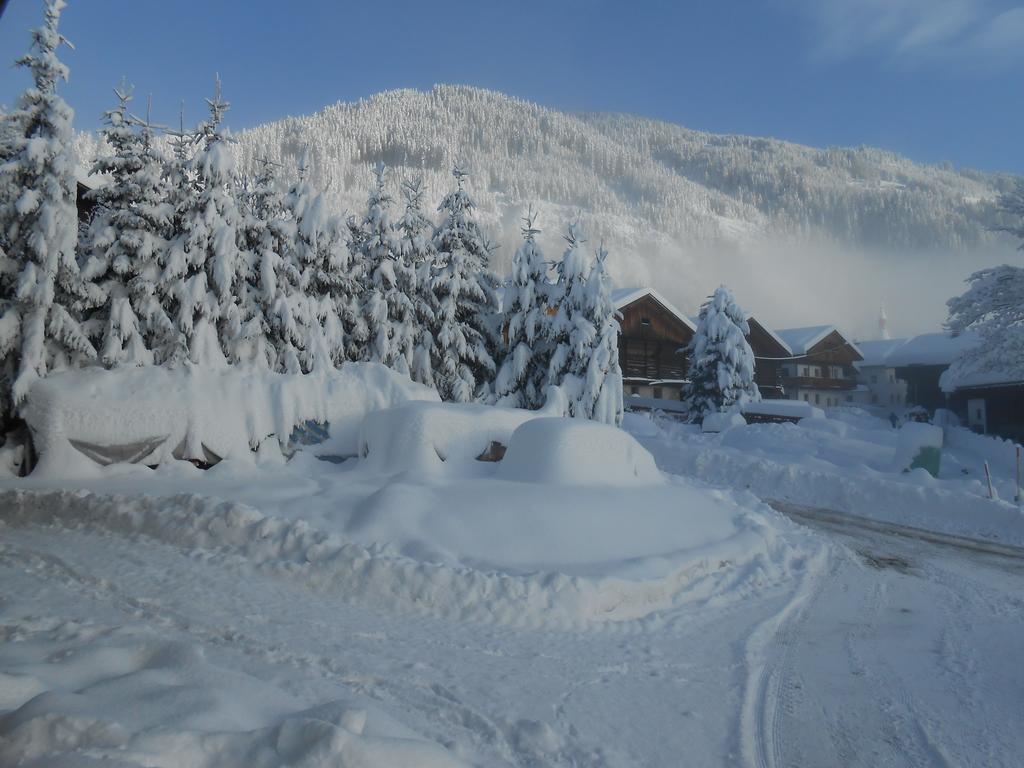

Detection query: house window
(630, 386), (639, 395)
(803, 393), (809, 401)
(653, 387), (663, 399)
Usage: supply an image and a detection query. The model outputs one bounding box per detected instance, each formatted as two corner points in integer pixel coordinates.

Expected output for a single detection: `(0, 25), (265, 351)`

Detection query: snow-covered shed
(940, 351), (1024, 440)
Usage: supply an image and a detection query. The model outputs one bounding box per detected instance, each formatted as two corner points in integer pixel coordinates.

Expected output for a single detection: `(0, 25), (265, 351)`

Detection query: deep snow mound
(0, 488), (822, 626)
(498, 418), (662, 485)
(23, 363), (438, 474)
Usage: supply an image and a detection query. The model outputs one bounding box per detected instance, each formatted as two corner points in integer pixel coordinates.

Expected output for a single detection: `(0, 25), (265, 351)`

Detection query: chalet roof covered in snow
(886, 331), (980, 367)
(856, 331), (981, 369)
(611, 287), (696, 332)
(856, 338), (908, 367)
(745, 315), (793, 356)
(774, 325), (861, 358)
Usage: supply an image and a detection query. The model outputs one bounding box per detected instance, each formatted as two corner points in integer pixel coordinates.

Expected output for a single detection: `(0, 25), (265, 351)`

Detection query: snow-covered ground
(2, 399), (1023, 766)
(626, 408), (1024, 547)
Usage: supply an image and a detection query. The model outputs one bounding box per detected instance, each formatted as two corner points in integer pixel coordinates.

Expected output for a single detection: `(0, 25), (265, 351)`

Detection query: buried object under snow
(21, 363), (438, 472)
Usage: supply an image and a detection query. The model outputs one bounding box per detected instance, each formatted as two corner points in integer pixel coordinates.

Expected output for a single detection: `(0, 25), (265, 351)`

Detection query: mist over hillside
(77, 85), (1023, 338)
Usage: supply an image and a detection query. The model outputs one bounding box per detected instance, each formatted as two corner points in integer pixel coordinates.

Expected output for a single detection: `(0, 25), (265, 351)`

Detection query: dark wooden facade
(782, 330), (862, 392)
(894, 364), (948, 412)
(949, 384), (1024, 441)
(617, 294), (693, 386)
(745, 317), (788, 399)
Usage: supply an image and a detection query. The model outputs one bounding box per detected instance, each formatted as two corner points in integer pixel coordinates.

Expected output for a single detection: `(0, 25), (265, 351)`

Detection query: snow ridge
(0, 488), (807, 627)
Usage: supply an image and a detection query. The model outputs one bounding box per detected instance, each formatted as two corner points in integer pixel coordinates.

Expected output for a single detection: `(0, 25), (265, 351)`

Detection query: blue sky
(1, 0), (1021, 173)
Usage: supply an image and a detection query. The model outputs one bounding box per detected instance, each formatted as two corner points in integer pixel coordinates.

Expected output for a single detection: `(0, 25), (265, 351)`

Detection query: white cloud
(792, 0), (1024, 69)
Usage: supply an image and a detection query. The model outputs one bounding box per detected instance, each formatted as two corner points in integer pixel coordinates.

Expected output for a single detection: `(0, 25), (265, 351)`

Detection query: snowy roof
(612, 287), (696, 332)
(774, 325), (862, 359)
(941, 363), (1024, 392)
(884, 331), (980, 367)
(745, 315), (792, 356)
(855, 338), (908, 367)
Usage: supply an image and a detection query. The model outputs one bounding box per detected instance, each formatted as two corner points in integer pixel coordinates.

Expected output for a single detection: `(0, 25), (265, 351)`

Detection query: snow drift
(22, 363), (439, 473)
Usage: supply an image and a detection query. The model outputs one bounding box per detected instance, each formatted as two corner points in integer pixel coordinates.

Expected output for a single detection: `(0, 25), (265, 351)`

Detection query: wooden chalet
(612, 287), (694, 401)
(773, 325), (865, 408)
(744, 316), (790, 399)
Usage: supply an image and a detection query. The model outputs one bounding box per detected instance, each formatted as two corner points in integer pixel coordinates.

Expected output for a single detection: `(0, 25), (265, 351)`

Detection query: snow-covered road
(2, 493), (1022, 766)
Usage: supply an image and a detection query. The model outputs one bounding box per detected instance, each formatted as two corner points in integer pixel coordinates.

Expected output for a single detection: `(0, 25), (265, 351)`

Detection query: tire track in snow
(739, 544), (831, 768)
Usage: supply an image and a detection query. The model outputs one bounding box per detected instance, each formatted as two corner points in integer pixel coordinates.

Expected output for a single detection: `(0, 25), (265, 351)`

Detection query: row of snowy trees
(0, 0), (623, 434)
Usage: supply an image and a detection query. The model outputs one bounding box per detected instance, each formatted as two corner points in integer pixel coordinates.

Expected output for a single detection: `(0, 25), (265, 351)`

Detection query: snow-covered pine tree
(81, 85), (174, 367)
(158, 106), (205, 364)
(396, 176), (438, 388)
(545, 222), (596, 416)
(287, 156), (354, 372)
(680, 285), (760, 421)
(494, 208), (552, 409)
(236, 157), (303, 369)
(944, 183), (1024, 386)
(356, 163), (411, 374)
(0, 0), (95, 427)
(173, 77), (243, 367)
(580, 243), (623, 425)
(430, 166), (501, 402)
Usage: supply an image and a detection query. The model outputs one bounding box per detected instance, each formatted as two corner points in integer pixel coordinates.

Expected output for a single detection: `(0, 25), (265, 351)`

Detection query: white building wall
(856, 365), (908, 409)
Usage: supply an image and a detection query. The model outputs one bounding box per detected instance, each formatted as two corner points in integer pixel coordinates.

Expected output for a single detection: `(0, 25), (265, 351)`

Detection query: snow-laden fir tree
(396, 176), (437, 387)
(81, 85), (174, 367)
(356, 164), (413, 374)
(430, 166), (501, 402)
(236, 157), (303, 370)
(286, 160), (353, 372)
(494, 208), (552, 409)
(158, 106), (199, 363)
(545, 222), (596, 414)
(0, 0), (95, 427)
(171, 77), (244, 367)
(579, 243), (623, 425)
(680, 285), (760, 421)
(944, 184), (1024, 387)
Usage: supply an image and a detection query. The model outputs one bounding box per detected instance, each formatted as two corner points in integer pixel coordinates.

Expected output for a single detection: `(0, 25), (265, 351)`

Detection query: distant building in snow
(772, 325), (866, 408)
(612, 287), (694, 402)
(940, 345), (1024, 440)
(855, 338), (908, 409)
(855, 331), (981, 413)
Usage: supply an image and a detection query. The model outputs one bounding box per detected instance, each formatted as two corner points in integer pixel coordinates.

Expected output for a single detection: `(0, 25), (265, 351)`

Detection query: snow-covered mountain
(77, 85), (1023, 336)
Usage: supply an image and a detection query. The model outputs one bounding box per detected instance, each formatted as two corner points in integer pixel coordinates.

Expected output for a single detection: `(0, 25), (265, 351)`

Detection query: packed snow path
(2, 492), (1023, 766)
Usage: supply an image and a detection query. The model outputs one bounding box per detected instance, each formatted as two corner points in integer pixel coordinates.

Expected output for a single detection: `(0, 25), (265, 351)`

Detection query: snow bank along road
(2, 486), (1023, 766)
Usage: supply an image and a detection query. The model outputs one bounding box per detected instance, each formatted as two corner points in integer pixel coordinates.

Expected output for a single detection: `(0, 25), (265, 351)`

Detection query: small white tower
(878, 305), (890, 340)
